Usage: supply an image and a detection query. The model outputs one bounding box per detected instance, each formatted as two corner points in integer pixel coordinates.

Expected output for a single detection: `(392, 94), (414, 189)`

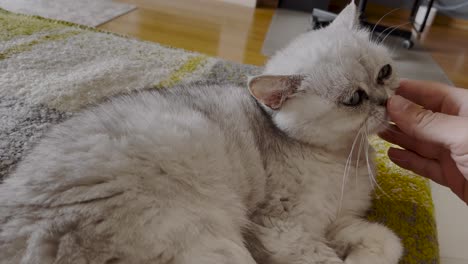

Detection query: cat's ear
(330, 1), (360, 30)
(248, 75), (303, 110)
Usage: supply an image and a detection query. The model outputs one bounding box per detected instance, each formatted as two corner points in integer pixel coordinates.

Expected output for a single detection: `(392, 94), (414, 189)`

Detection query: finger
(397, 79), (465, 114)
(464, 181), (468, 205)
(388, 148), (447, 186)
(439, 152), (468, 202)
(387, 95), (468, 149)
(379, 125), (441, 159)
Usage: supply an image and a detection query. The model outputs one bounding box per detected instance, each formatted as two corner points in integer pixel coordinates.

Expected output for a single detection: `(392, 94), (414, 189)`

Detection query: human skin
(379, 79), (468, 205)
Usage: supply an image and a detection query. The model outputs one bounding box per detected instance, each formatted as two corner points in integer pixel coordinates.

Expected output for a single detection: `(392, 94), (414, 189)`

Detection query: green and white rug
(0, 8), (439, 264)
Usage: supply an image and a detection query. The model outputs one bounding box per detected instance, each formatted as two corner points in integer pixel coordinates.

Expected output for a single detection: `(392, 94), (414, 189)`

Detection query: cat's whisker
(368, 114), (388, 123)
(338, 127), (363, 215)
(367, 114), (404, 135)
(372, 118), (405, 136)
(376, 22), (400, 43)
(381, 124), (405, 136)
(355, 130), (365, 188)
(364, 126), (393, 200)
(372, 118), (392, 128)
(388, 40), (402, 57)
(379, 22), (412, 44)
(371, 8), (401, 39)
(363, 126), (375, 189)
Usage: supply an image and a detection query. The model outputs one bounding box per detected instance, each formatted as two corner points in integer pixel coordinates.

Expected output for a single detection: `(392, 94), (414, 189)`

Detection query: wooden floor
(99, 0), (468, 88)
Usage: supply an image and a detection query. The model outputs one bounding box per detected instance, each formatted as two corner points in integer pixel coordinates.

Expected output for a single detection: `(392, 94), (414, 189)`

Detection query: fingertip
(377, 128), (388, 136)
(387, 95), (412, 113)
(388, 147), (398, 157)
(388, 147), (405, 161)
(378, 129), (392, 141)
(398, 78), (408, 86)
(398, 78), (410, 85)
(377, 131), (386, 139)
(388, 147), (396, 160)
(395, 79), (410, 94)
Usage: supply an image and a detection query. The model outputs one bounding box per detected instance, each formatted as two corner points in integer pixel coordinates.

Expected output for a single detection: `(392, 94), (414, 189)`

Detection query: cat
(0, 2), (403, 264)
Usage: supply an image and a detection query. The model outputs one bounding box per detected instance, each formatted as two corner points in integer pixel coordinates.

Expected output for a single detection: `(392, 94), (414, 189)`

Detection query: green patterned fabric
(0, 8), (438, 263)
(368, 138), (439, 264)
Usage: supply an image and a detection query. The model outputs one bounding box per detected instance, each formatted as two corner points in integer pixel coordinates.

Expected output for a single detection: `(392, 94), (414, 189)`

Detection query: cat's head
(248, 2), (398, 151)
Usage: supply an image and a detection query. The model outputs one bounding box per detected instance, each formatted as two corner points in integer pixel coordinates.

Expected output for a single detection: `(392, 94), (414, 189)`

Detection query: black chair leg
(358, 0), (368, 20)
(418, 0), (435, 33)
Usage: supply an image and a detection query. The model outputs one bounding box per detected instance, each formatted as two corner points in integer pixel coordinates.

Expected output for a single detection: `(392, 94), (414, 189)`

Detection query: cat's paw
(344, 254), (399, 264)
(343, 229), (402, 264)
(290, 255), (343, 264)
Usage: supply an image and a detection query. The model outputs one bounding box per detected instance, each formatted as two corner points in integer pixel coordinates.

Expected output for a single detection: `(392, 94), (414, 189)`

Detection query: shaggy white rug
(0, 0), (135, 27)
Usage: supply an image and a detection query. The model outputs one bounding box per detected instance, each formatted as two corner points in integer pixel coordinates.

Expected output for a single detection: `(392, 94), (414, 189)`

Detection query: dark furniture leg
(418, 0), (435, 33)
(358, 0), (368, 20)
(410, 0), (422, 22)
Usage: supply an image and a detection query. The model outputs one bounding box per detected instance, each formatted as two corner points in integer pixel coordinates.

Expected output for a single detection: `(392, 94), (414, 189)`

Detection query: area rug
(0, 0), (135, 27)
(0, 8), (438, 264)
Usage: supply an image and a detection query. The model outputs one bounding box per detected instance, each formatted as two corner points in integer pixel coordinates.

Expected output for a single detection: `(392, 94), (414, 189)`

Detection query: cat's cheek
(367, 112), (389, 134)
(374, 123), (388, 134)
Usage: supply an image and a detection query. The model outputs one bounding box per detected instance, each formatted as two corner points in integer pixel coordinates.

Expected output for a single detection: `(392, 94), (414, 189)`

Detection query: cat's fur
(0, 3), (403, 264)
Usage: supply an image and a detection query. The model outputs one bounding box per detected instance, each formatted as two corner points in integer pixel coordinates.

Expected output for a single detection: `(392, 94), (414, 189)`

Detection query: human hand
(379, 79), (468, 205)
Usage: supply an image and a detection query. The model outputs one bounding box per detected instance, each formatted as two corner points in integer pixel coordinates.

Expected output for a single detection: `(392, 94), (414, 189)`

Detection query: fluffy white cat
(0, 2), (402, 264)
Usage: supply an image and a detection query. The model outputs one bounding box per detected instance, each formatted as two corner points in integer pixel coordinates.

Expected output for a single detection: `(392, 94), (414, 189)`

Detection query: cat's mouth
(365, 110), (390, 134)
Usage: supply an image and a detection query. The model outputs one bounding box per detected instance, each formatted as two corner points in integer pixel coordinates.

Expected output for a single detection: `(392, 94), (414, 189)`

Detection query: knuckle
(453, 136), (468, 155)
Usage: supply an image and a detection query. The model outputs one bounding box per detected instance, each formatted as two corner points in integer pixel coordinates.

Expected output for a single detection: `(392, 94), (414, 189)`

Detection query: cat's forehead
(265, 27), (389, 77)
(300, 66), (364, 97)
(320, 29), (387, 64)
(300, 39), (386, 82)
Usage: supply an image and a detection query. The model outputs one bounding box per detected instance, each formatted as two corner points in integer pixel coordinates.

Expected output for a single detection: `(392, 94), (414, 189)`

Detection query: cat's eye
(343, 90), (368, 106)
(377, 64), (392, 84)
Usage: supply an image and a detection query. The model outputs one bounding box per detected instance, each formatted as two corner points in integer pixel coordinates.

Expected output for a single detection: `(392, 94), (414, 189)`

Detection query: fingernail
(388, 95), (411, 113)
(388, 147), (399, 157)
(388, 148), (408, 165)
(397, 79), (408, 88)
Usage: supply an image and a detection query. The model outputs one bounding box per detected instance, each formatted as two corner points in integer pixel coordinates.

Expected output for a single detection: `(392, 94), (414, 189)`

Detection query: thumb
(387, 95), (468, 148)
